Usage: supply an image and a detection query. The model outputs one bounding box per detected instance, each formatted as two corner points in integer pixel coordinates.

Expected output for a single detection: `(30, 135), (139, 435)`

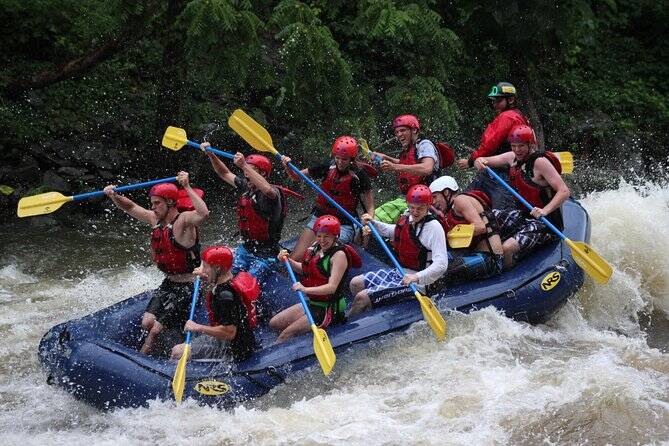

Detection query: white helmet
(429, 176), (459, 193)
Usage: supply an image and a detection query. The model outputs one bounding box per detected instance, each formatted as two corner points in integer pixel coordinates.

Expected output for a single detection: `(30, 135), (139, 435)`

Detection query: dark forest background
(1, 0), (667, 213)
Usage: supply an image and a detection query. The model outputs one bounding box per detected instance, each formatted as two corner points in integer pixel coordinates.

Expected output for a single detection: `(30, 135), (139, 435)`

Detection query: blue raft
(38, 199), (589, 410)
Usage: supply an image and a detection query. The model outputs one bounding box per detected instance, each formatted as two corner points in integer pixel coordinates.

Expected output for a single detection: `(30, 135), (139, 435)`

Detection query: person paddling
(281, 135), (374, 260)
(171, 246), (258, 362)
(474, 125), (570, 269)
(202, 142), (290, 284)
(457, 82), (530, 210)
(429, 176), (504, 285)
(103, 171), (209, 355)
(348, 185), (448, 317)
(269, 215), (361, 343)
(373, 114), (441, 223)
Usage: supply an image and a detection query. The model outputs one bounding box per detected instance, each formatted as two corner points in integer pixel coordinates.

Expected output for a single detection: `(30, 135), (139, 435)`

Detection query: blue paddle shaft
(280, 156), (417, 293)
(284, 259), (316, 326)
(184, 276), (202, 345)
(186, 140), (235, 160)
(72, 177), (178, 202)
(485, 166), (565, 241)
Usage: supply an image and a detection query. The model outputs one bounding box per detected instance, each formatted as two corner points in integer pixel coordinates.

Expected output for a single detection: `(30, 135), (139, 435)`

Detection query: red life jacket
(509, 151), (562, 209)
(315, 165), (360, 219)
(398, 142), (430, 194)
(237, 186), (287, 248)
(393, 213), (436, 270)
(301, 242), (362, 303)
(443, 190), (497, 249)
(205, 272), (261, 329)
(397, 140), (453, 194)
(150, 214), (200, 275)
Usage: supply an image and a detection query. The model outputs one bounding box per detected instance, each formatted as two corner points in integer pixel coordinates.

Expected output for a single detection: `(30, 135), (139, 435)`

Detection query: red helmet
(246, 154), (272, 177)
(313, 214), (341, 237)
(201, 245), (233, 270)
(176, 188), (205, 212)
(149, 183), (179, 203)
(508, 125), (537, 145)
(392, 114), (420, 130)
(331, 136), (358, 159)
(406, 184), (433, 206)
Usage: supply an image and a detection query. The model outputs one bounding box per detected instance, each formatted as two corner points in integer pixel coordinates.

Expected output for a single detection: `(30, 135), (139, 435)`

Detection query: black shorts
(308, 298), (346, 329)
(428, 251), (504, 292)
(145, 278), (194, 329)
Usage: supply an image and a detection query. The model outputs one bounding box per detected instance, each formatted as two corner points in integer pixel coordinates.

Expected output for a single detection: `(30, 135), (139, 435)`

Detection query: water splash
(0, 182), (668, 444)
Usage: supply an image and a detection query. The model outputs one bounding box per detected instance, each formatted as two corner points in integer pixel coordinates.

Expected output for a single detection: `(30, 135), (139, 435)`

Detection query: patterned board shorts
(492, 209), (559, 260)
(362, 268), (425, 308)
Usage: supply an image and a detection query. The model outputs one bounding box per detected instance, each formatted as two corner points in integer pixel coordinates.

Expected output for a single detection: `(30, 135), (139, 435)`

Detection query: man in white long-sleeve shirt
(348, 184), (449, 317)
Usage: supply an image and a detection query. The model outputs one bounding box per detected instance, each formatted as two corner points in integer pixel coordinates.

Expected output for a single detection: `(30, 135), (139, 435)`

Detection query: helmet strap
(444, 191), (455, 212)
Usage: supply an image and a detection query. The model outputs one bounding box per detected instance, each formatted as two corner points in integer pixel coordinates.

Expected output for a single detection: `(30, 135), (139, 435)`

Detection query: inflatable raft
(38, 199), (589, 410)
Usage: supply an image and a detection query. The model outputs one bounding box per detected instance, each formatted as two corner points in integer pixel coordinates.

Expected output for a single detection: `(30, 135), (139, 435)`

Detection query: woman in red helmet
(269, 215), (361, 343)
(347, 184), (449, 318)
(372, 114), (441, 223)
(201, 143), (290, 284)
(171, 245), (258, 362)
(103, 171), (209, 355)
(473, 124), (570, 269)
(280, 135), (374, 260)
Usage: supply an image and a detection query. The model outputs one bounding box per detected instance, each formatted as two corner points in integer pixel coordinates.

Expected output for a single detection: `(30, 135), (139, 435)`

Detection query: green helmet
(488, 82), (516, 98)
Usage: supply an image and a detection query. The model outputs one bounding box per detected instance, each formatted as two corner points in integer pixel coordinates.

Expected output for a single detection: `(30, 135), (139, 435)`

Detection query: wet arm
(105, 189), (155, 224)
(473, 152), (514, 170)
(394, 157), (435, 176)
(536, 158), (571, 215)
(454, 197), (487, 236)
(360, 190), (374, 219)
(242, 164), (278, 200)
(207, 152), (237, 186)
(194, 323), (237, 341)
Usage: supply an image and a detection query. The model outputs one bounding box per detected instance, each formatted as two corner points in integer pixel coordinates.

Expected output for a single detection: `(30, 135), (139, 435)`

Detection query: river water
(1, 179), (668, 445)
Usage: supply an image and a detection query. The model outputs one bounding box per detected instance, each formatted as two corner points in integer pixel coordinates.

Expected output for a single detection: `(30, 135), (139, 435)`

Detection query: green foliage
(0, 0), (668, 190)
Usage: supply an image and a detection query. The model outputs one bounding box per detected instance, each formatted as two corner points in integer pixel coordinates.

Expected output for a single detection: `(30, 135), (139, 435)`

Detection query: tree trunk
(154, 0), (187, 134)
(510, 55), (546, 149)
(4, 1), (156, 96)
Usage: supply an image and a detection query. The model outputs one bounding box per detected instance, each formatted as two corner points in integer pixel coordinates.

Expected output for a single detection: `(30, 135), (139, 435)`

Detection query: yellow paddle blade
(447, 224), (475, 249)
(172, 344), (191, 403)
(554, 151), (573, 174)
(311, 324), (336, 375)
(415, 292), (447, 341)
(228, 109), (278, 155)
(359, 138), (371, 159)
(17, 192), (73, 217)
(162, 126), (188, 151)
(565, 239), (613, 284)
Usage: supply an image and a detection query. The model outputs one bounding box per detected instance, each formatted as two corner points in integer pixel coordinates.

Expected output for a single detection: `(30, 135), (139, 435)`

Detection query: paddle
(358, 138), (382, 166)
(228, 109), (446, 340)
(553, 151), (573, 174)
(447, 224), (475, 249)
(485, 166), (612, 284)
(17, 176), (177, 218)
(283, 259), (336, 375)
(172, 276), (202, 403)
(162, 126), (235, 160)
